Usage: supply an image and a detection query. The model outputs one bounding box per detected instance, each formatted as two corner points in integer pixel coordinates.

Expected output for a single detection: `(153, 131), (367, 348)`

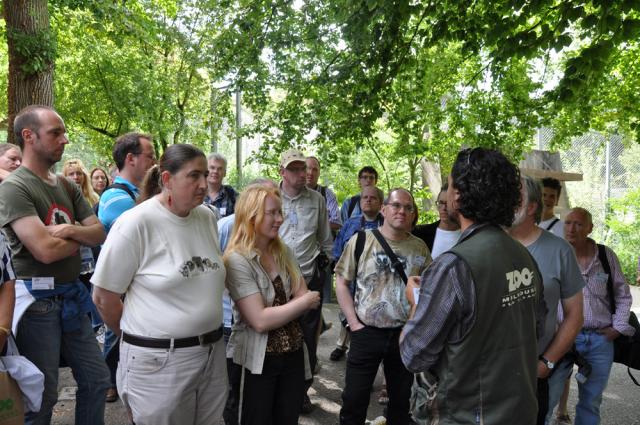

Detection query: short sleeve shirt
(527, 230), (584, 353)
(0, 167), (93, 282)
(335, 231), (430, 328)
(92, 197), (225, 338)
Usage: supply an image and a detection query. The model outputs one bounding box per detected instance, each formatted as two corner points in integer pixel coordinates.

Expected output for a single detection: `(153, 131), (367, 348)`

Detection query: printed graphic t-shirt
(0, 167), (93, 282)
(92, 197), (225, 338)
(335, 230), (430, 328)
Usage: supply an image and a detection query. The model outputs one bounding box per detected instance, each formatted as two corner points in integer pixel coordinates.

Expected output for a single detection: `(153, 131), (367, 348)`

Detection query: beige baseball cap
(279, 149), (306, 168)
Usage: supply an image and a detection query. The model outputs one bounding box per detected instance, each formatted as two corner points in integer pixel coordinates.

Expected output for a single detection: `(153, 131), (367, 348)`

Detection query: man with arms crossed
(401, 148), (546, 425)
(336, 188), (430, 425)
(0, 105), (110, 424)
(508, 176), (584, 425)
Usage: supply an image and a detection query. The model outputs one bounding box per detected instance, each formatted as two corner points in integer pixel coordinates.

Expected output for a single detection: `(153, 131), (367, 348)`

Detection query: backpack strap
(318, 185), (327, 201)
(106, 183), (136, 201)
(545, 217), (560, 231)
(371, 228), (408, 284)
(347, 195), (360, 218)
(95, 183), (137, 215)
(350, 230), (366, 300)
(597, 243), (616, 314)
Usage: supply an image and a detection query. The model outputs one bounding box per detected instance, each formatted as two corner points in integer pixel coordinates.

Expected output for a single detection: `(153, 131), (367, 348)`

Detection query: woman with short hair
(225, 184), (320, 425)
(91, 144), (227, 425)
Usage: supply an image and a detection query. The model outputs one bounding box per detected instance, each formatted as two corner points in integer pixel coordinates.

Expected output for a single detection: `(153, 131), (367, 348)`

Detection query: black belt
(123, 327), (223, 349)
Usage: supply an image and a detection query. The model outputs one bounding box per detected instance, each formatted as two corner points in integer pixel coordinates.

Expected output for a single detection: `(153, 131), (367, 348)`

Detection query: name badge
(32, 277), (54, 290)
(289, 211), (298, 225)
(219, 207), (227, 216)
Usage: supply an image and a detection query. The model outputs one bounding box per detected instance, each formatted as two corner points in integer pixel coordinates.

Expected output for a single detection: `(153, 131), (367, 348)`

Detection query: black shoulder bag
(371, 229), (408, 284)
(598, 244), (640, 385)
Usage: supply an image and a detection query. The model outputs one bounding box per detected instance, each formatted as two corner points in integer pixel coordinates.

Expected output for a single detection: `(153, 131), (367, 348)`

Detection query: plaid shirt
(562, 239), (635, 336)
(204, 185), (238, 218)
(1, 233), (16, 284)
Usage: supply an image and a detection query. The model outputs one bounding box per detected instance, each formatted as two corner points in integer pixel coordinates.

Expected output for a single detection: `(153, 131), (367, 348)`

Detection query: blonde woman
(225, 184), (320, 425)
(0, 143), (22, 182)
(62, 159), (99, 206)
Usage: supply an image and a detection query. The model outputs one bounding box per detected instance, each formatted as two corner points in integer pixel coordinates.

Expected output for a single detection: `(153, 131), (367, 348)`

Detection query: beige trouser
(117, 339), (228, 425)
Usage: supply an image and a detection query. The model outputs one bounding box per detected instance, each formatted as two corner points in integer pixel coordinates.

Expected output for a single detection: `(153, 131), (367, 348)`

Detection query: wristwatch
(539, 355), (555, 370)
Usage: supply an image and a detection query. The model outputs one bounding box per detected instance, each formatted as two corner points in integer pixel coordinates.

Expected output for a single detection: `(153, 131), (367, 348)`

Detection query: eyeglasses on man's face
(387, 202), (414, 213)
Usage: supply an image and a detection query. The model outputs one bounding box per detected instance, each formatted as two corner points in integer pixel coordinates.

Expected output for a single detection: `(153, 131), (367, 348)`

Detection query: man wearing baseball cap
(278, 149), (333, 413)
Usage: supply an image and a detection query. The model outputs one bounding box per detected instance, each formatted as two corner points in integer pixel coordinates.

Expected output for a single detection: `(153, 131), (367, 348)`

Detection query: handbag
(0, 336), (44, 414)
(598, 244), (640, 385)
(0, 360), (24, 425)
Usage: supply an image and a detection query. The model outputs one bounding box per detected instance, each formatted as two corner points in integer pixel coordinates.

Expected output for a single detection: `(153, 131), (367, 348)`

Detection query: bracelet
(0, 326), (10, 336)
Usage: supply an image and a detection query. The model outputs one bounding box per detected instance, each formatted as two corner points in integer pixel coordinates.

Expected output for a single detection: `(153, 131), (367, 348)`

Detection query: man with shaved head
(0, 105), (110, 424)
(546, 207), (635, 424)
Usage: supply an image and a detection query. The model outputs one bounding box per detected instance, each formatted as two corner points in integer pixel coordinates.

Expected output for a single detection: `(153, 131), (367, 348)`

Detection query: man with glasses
(97, 131), (155, 402)
(340, 166), (379, 224)
(278, 149), (333, 413)
(335, 188), (430, 425)
(98, 132), (155, 233)
(413, 183), (460, 258)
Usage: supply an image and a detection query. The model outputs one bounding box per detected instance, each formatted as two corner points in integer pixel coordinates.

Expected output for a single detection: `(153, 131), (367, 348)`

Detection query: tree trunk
(3, 0), (54, 144)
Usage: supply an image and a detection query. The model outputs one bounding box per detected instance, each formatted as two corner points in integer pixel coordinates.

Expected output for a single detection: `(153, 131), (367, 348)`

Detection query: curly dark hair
(451, 148), (521, 227)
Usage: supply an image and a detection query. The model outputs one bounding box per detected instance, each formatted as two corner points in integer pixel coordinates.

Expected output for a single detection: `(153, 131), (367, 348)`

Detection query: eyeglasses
(136, 152), (156, 161)
(437, 201), (447, 209)
(387, 202), (415, 213)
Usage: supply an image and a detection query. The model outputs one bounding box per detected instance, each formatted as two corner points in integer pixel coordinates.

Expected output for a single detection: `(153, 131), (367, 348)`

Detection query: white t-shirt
(538, 217), (564, 238)
(92, 197), (225, 338)
(431, 228), (462, 259)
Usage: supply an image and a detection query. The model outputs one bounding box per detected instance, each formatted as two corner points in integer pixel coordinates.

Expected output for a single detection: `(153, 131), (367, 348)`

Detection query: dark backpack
(598, 244), (640, 385)
(347, 194), (360, 218)
(93, 183), (136, 215)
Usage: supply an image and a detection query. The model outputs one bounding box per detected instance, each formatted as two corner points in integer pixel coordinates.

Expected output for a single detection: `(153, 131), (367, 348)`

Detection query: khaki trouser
(118, 339), (227, 425)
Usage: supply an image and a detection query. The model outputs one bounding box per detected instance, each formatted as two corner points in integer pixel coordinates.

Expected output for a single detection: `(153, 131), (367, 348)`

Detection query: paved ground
(51, 287), (640, 424)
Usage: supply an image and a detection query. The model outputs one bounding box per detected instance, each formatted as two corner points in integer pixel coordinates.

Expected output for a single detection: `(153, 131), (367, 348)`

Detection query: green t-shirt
(0, 166), (93, 282)
(335, 230), (431, 328)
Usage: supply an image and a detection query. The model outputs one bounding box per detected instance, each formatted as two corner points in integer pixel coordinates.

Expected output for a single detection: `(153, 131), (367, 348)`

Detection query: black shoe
(330, 347), (346, 361)
(301, 394), (314, 414)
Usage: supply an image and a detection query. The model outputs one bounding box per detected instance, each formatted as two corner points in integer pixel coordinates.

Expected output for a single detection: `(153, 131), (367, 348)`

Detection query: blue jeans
(546, 330), (614, 425)
(16, 297), (111, 425)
